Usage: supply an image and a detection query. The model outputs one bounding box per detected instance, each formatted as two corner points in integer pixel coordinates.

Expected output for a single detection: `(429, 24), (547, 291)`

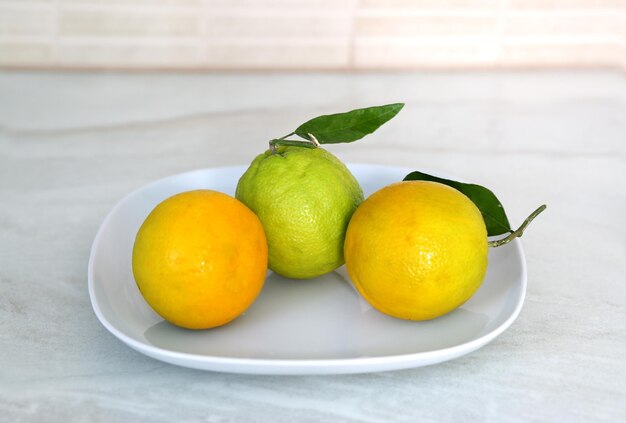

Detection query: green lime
(236, 146), (363, 279)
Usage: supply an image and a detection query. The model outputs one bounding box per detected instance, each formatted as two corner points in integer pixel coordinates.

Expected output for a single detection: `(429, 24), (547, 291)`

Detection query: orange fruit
(344, 181), (488, 320)
(132, 190), (268, 329)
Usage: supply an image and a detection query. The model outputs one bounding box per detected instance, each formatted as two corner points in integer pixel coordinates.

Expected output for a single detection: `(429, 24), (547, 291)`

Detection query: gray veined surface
(1, 70), (625, 421)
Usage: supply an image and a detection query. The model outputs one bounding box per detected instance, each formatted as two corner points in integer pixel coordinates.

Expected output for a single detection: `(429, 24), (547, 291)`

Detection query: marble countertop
(1, 70), (624, 421)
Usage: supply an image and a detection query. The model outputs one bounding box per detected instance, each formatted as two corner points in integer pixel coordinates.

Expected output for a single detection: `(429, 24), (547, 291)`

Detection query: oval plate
(88, 164), (526, 375)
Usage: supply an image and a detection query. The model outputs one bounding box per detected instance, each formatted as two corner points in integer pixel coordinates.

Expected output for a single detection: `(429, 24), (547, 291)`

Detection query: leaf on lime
(294, 103), (404, 144)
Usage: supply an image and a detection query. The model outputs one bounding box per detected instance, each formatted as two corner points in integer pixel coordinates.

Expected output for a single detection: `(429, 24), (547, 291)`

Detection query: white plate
(88, 164), (527, 375)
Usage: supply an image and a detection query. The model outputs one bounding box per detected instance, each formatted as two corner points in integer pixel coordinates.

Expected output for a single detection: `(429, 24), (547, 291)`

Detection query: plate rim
(87, 164), (527, 374)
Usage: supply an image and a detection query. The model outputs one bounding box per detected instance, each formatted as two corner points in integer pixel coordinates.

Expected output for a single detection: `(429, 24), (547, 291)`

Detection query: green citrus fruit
(236, 146), (363, 279)
(344, 181), (488, 320)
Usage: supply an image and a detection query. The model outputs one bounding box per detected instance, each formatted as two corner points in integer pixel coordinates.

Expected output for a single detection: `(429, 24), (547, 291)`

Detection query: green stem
(269, 133), (320, 153)
(269, 139), (318, 150)
(488, 204), (547, 248)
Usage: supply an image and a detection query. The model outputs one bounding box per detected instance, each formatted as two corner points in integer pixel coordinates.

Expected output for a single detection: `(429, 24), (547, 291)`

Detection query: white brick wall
(0, 0), (623, 69)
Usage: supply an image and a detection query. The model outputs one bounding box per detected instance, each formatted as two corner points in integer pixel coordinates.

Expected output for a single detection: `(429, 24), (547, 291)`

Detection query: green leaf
(294, 103), (404, 144)
(403, 171), (512, 236)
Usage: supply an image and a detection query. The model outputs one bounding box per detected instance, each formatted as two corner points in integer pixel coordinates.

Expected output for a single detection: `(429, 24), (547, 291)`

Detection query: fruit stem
(488, 204), (547, 248)
(306, 133), (321, 147)
(269, 133), (320, 153)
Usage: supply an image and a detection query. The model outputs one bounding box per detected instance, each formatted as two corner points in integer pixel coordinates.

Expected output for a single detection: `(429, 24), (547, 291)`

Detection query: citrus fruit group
(344, 181), (488, 320)
(132, 190), (267, 329)
(236, 146), (363, 279)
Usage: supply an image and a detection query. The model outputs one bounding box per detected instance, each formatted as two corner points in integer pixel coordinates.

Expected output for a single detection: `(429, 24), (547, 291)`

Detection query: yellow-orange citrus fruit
(344, 181), (488, 320)
(132, 190), (268, 329)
